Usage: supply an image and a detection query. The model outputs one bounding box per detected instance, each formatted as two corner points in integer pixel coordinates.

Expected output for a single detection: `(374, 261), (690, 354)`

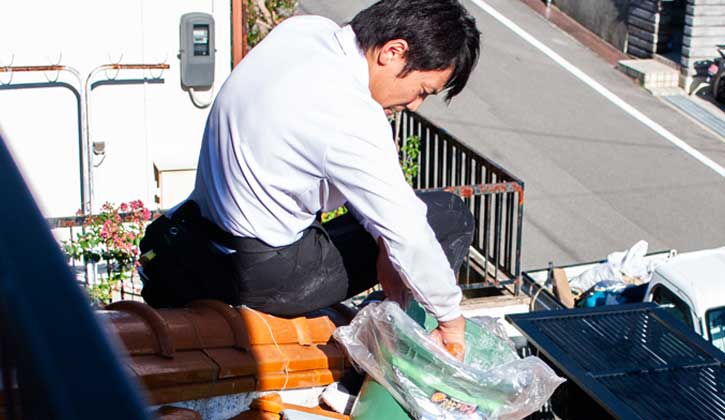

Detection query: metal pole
(514, 184), (524, 295)
(0, 65), (86, 212)
(0, 64), (91, 284)
(84, 63), (169, 287)
(84, 63), (170, 213)
(232, 0), (244, 67)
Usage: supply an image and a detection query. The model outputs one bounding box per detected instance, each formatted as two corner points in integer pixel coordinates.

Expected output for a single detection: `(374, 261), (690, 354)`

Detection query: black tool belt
(138, 200), (240, 308)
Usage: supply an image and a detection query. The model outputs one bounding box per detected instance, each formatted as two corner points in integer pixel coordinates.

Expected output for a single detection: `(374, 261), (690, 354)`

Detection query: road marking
(470, 0), (725, 178)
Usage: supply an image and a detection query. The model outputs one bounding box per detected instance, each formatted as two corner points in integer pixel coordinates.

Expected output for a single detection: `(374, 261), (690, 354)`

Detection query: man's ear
(376, 39), (409, 67)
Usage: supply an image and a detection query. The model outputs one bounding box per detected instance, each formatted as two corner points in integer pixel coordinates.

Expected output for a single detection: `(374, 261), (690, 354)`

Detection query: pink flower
(120, 203), (129, 212)
(130, 200), (143, 210)
(100, 220), (112, 239)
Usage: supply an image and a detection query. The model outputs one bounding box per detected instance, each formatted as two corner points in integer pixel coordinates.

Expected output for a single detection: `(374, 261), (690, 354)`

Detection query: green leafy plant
(401, 134), (420, 186)
(246, 0), (298, 48)
(63, 201), (151, 306)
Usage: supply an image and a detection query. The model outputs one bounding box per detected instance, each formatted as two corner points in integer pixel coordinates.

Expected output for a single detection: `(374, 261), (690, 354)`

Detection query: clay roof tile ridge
(106, 301), (175, 358)
(190, 300), (250, 350)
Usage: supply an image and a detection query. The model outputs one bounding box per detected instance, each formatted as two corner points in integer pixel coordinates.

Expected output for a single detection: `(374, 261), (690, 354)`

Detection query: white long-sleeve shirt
(189, 16), (462, 321)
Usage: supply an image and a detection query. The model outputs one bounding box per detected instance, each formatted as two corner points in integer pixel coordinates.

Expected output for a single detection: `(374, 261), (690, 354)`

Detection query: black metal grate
(533, 310), (714, 374)
(598, 366), (725, 420)
(507, 304), (725, 420)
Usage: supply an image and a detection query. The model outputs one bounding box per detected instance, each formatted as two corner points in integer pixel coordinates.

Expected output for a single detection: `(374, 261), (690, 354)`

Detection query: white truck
(643, 247), (725, 352)
(523, 246), (725, 353)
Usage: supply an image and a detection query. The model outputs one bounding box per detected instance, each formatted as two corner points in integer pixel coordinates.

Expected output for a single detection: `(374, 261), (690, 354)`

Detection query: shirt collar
(334, 25), (369, 89)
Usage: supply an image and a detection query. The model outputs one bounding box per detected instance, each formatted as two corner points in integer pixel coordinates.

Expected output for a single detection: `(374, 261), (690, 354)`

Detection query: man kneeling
(139, 0), (480, 359)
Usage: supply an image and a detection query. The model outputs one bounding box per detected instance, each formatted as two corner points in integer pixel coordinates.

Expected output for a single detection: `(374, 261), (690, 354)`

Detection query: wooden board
(552, 268), (575, 309)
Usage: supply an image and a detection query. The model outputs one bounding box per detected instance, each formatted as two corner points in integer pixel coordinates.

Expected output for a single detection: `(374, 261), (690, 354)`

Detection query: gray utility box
(179, 12), (215, 88)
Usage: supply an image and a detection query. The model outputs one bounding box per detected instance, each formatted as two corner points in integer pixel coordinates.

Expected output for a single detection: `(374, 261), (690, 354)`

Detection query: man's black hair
(351, 0), (481, 102)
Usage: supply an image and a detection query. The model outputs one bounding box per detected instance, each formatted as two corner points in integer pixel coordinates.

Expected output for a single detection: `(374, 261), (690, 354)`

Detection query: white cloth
(189, 16), (462, 321)
(568, 240), (655, 293)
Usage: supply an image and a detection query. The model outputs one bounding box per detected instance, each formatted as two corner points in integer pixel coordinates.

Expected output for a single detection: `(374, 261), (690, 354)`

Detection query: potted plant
(63, 201), (151, 306)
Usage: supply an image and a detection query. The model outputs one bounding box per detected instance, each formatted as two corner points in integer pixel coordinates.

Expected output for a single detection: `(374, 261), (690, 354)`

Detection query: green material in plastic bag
(405, 301), (519, 371)
(334, 301), (564, 420)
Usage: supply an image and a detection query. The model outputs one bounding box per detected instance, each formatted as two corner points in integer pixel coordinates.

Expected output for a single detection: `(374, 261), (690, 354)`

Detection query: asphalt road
(299, 0), (725, 270)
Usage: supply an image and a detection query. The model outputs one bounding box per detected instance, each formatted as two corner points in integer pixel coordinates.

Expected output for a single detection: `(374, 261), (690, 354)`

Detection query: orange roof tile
(239, 306), (337, 346)
(127, 351), (219, 388)
(96, 300), (352, 405)
(257, 368), (344, 390)
(205, 348), (257, 378)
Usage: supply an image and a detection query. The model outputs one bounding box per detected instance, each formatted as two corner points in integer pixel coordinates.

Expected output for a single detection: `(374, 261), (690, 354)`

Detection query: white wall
(0, 0), (231, 217)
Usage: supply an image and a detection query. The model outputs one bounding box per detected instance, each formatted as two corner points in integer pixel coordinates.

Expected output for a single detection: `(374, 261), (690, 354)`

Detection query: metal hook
(0, 69), (13, 86)
(0, 54), (14, 85)
(104, 52), (123, 80)
(148, 53), (168, 79)
(48, 52), (63, 66)
(44, 70), (60, 83)
(0, 53), (15, 68)
(148, 68), (164, 80)
(108, 51), (123, 65)
(44, 52), (63, 83)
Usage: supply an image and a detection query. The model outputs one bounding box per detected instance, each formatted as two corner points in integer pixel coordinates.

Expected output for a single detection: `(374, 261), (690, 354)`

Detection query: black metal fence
(395, 110), (525, 291)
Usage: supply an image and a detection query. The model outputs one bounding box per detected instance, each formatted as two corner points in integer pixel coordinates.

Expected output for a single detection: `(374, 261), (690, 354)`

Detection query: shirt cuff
(433, 304), (462, 323)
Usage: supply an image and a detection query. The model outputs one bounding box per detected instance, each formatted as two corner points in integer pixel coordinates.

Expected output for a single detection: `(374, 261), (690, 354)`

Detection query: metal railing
(395, 111), (525, 292)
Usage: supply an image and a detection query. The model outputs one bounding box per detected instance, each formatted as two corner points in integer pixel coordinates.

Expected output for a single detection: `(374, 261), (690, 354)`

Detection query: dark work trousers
(228, 190), (474, 316)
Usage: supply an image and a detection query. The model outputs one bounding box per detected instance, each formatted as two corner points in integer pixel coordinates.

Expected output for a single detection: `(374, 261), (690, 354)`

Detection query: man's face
(367, 40), (453, 116)
(376, 67), (453, 116)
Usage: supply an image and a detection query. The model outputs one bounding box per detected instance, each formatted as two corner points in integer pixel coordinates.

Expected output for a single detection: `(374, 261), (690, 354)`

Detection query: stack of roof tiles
(99, 300), (352, 405)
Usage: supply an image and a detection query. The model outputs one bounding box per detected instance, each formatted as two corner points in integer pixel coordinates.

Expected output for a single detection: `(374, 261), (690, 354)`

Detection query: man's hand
(429, 315), (466, 361)
(376, 238), (407, 305)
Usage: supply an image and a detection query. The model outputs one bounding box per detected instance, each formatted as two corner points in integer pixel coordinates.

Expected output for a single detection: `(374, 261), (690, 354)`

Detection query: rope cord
(244, 305), (290, 390)
(529, 285), (545, 312)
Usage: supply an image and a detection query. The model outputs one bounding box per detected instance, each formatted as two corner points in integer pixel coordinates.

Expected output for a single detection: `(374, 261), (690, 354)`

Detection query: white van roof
(655, 247), (725, 317)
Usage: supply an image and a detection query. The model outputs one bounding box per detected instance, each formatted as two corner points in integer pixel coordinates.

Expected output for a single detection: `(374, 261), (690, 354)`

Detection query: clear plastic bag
(333, 301), (564, 420)
(463, 316), (518, 372)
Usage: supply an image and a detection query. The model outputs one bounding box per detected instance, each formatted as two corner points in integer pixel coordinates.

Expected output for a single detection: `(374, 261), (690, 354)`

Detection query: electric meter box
(179, 12), (215, 88)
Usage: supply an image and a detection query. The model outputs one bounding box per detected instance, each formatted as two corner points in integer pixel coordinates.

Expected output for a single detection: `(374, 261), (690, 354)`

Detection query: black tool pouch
(138, 200), (238, 308)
